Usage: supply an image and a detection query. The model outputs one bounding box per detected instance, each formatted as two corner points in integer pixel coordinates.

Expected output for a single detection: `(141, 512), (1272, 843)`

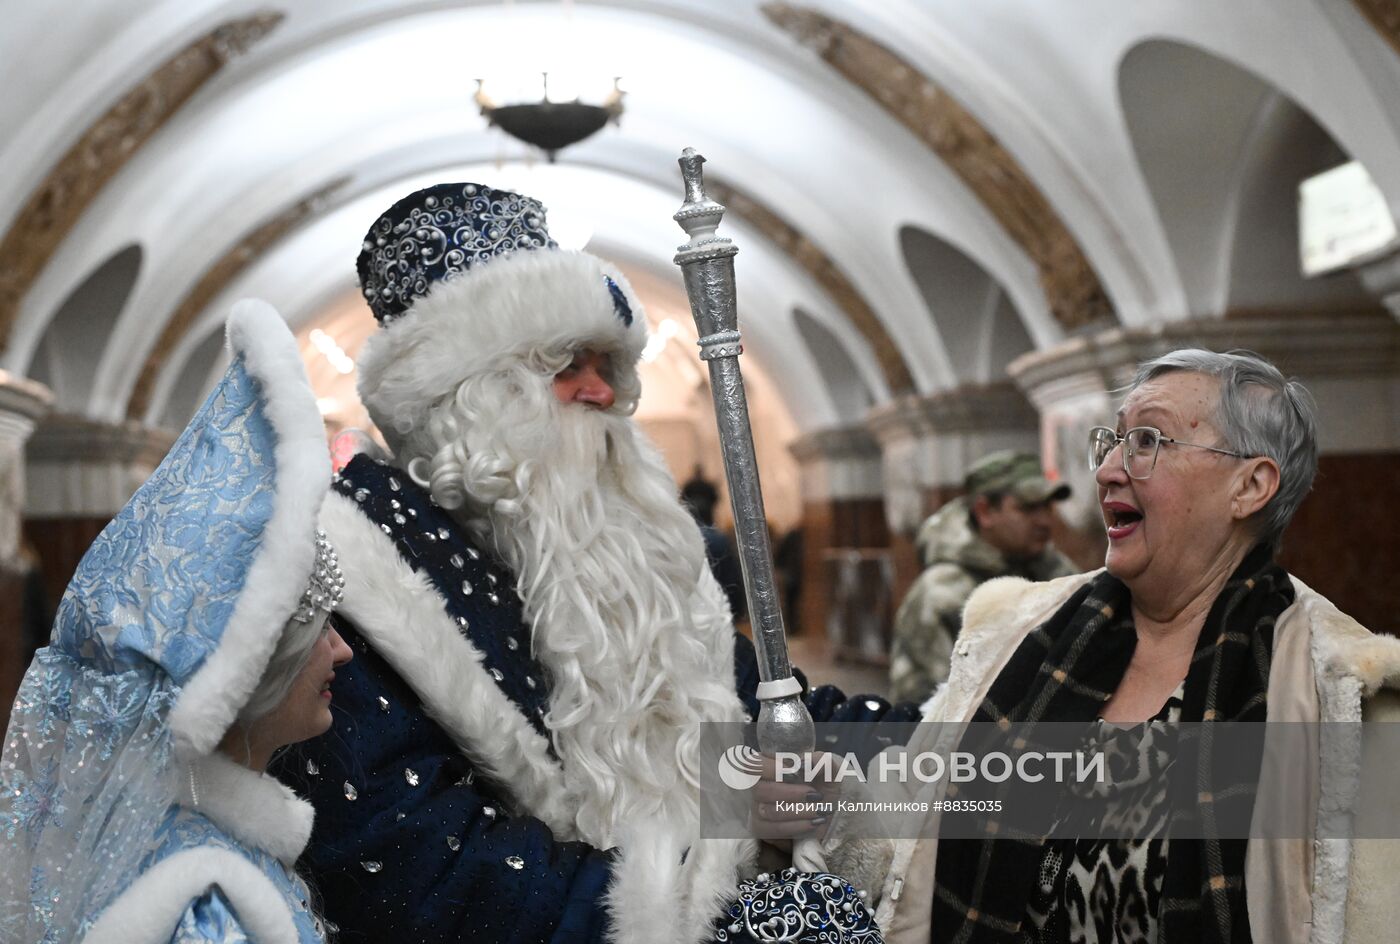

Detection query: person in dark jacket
(681, 472), (747, 622)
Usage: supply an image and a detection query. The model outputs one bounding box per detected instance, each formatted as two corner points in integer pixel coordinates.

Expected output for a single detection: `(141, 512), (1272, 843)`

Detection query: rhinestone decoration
(378, 696), (390, 712)
(864, 699), (882, 712)
(482, 805), (497, 818)
(344, 782), (358, 801)
(357, 184), (556, 324)
(525, 676), (536, 689)
(456, 616), (470, 629)
(437, 527), (451, 540)
(488, 593), (500, 605)
(450, 554), (465, 569)
(389, 477), (402, 492)
(726, 868), (876, 939)
(425, 531), (438, 542)
(292, 530), (346, 622)
(390, 499), (401, 510)
(394, 514), (406, 525)
(467, 548), (481, 560)
(486, 573), (499, 587)
(506, 637), (519, 651)
(380, 523), (393, 536)
(396, 811), (406, 821)
(446, 835), (461, 851)
(489, 668), (504, 682)
(462, 580), (473, 596)
(353, 488), (369, 502)
(505, 856), (525, 870)
(405, 768), (420, 786)
(306, 760), (319, 776)
(361, 861), (383, 873)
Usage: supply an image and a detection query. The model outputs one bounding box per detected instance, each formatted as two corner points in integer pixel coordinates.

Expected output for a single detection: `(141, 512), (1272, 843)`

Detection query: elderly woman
(0, 301), (350, 943)
(865, 349), (1400, 944)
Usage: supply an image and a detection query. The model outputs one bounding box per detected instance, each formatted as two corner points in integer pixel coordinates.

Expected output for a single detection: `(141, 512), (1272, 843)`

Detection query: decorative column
(1009, 314), (1400, 633)
(860, 382), (1041, 660)
(788, 426), (887, 653)
(24, 415), (176, 611)
(1356, 248), (1400, 323)
(866, 381), (1041, 534)
(0, 371), (52, 730)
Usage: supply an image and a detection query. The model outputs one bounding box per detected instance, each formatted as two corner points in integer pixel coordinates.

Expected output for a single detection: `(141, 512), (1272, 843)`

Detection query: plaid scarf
(930, 545), (1293, 944)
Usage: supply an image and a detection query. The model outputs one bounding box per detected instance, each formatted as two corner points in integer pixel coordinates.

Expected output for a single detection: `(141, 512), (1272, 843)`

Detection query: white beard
(436, 380), (745, 849)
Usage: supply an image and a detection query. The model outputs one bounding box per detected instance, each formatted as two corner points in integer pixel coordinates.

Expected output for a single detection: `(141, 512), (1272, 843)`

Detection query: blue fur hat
(353, 182), (648, 447)
(356, 183), (558, 325)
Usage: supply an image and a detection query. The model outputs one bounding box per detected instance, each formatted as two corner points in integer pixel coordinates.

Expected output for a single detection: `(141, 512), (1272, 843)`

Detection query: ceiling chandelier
(475, 72), (624, 162)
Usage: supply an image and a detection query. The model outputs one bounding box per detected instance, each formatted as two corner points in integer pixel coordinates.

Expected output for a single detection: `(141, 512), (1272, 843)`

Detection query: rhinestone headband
(292, 530), (345, 623)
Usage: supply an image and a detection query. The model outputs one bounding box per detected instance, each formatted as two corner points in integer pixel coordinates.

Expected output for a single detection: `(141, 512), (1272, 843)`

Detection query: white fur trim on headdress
(168, 299), (331, 756)
(357, 249), (648, 437)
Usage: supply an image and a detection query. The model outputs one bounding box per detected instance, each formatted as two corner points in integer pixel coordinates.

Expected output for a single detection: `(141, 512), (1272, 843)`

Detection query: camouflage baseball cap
(963, 450), (1071, 504)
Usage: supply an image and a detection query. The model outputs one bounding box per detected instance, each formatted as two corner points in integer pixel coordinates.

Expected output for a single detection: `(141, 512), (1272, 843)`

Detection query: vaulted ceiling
(3, 0), (1398, 435)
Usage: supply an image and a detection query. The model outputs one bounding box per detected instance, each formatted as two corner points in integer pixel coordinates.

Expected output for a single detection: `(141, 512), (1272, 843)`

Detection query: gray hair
(238, 609), (329, 722)
(1129, 348), (1318, 550)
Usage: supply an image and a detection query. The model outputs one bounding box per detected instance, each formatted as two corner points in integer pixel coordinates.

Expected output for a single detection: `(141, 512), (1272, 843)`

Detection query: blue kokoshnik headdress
(351, 182), (649, 451)
(0, 300), (333, 942)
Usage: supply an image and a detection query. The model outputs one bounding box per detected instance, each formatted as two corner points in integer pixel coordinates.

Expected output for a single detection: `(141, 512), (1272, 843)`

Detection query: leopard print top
(1020, 685), (1184, 944)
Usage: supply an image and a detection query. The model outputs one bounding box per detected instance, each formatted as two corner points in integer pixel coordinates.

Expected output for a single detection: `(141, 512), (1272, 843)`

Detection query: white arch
(8, 0), (1400, 410)
(898, 225), (1041, 386)
(142, 163), (886, 433)
(2, 0), (1043, 403)
(844, 0), (1400, 324)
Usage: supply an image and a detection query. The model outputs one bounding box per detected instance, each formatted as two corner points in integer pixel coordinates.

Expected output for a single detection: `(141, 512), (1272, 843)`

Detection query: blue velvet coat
(274, 455), (914, 943)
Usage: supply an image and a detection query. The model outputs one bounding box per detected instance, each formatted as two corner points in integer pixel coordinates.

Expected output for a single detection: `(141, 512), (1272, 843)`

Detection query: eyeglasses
(1087, 426), (1251, 480)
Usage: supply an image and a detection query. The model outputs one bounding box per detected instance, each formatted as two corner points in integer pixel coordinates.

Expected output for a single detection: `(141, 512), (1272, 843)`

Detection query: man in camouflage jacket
(889, 451), (1077, 704)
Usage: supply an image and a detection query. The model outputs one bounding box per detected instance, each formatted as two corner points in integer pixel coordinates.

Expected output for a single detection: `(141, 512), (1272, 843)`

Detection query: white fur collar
(951, 570), (1400, 704)
(178, 752), (314, 868)
(319, 490), (579, 837)
(320, 489), (759, 944)
(82, 846), (298, 944)
(888, 569), (1400, 943)
(1293, 574), (1400, 697)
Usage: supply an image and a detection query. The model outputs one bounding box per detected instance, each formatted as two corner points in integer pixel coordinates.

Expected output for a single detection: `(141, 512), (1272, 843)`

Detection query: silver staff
(672, 149), (824, 869)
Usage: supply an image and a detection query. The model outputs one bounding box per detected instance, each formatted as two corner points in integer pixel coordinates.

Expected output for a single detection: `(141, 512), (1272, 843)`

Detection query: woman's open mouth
(1103, 502), (1143, 540)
